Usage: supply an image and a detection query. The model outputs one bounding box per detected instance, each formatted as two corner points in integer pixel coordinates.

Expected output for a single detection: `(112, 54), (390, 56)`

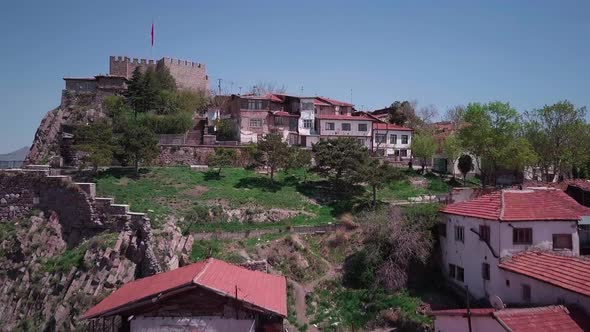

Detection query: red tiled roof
(441, 189), (590, 221)
(316, 114), (373, 121)
(315, 97), (353, 107)
(494, 305), (589, 332)
(499, 251), (590, 298)
(82, 258), (287, 319)
(373, 122), (413, 131)
(432, 306), (590, 331)
(313, 98), (331, 106)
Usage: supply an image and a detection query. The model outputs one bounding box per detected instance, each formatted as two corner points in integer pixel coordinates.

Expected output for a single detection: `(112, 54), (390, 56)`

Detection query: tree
(387, 100), (419, 126)
(285, 147), (312, 178)
(127, 67), (144, 118)
(458, 154), (474, 185)
(411, 133), (436, 173)
(116, 123), (159, 176)
(442, 134), (461, 178)
(358, 160), (401, 206)
(444, 105), (465, 129)
(248, 81), (287, 96)
(256, 133), (290, 180)
(312, 137), (370, 183)
(523, 101), (589, 181)
(208, 148), (235, 176)
(418, 104), (439, 124)
(215, 119), (236, 141)
(74, 121), (114, 173)
(458, 101), (537, 186)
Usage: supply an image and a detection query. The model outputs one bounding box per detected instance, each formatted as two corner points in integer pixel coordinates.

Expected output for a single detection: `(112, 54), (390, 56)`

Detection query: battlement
(109, 55), (208, 91)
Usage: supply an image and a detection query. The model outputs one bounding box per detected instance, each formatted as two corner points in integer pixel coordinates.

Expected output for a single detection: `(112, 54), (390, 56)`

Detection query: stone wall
(156, 145), (253, 167)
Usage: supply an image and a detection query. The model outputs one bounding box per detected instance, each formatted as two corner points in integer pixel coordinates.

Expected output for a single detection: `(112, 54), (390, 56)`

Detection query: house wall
(434, 315), (499, 332)
(318, 119), (373, 138)
(131, 317), (256, 332)
(239, 111), (269, 142)
(372, 129), (412, 157)
(500, 269), (590, 314)
(441, 214), (579, 300)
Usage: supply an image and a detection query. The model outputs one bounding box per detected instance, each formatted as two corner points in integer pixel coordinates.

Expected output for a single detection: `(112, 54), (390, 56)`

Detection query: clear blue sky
(1, 0), (589, 153)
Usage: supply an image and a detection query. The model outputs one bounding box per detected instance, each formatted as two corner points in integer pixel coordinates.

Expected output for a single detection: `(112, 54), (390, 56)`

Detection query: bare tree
(444, 105), (466, 129)
(418, 104), (439, 124)
(248, 81), (287, 96)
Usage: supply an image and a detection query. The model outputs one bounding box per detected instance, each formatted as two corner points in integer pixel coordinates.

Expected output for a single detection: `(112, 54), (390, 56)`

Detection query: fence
(157, 133), (188, 145)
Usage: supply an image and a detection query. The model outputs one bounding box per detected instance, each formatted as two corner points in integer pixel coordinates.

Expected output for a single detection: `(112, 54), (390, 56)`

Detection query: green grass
(42, 233), (118, 273)
(189, 239), (245, 263)
(307, 279), (432, 331)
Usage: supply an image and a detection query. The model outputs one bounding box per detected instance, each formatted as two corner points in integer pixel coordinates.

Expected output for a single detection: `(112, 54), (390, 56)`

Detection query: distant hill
(0, 146), (29, 161)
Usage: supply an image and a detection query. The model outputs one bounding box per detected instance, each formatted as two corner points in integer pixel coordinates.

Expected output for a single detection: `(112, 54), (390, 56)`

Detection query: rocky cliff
(0, 170), (193, 330)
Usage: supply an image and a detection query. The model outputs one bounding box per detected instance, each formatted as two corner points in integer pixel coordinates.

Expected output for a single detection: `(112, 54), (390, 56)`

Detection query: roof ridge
(193, 258), (212, 283)
(499, 190), (506, 221)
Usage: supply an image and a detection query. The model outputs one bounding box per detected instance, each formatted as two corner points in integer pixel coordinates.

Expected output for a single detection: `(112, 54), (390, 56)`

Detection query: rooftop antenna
(217, 78), (222, 95)
(238, 86), (242, 95)
(300, 86), (304, 96)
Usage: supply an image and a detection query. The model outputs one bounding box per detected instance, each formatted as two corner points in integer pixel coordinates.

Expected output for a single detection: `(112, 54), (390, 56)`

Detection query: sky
(0, 0), (589, 153)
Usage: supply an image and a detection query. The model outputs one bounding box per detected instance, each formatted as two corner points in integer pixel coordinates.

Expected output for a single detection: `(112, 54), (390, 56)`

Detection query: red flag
(151, 22), (154, 47)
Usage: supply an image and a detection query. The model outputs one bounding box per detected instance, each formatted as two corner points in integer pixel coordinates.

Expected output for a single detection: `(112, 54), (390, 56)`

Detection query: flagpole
(150, 19), (154, 61)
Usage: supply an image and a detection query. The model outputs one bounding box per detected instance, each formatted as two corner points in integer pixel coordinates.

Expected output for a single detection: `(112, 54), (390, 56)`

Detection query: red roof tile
(313, 98), (331, 106)
(441, 189), (590, 221)
(373, 122), (413, 131)
(315, 97), (353, 107)
(499, 251), (590, 297)
(494, 305), (588, 332)
(82, 258), (287, 319)
(316, 114), (373, 121)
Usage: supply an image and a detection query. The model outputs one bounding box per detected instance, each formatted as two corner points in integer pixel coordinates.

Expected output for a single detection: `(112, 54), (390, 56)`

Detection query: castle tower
(109, 56), (208, 91)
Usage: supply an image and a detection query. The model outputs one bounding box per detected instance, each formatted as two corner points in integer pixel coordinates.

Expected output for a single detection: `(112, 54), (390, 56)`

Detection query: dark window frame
(513, 228), (533, 245)
(341, 123), (351, 131)
(401, 135), (409, 144)
(457, 267), (465, 282)
(482, 263), (490, 280)
(449, 264), (456, 278)
(358, 123), (368, 132)
(553, 234), (573, 250)
(479, 225), (490, 243)
(455, 225), (465, 243)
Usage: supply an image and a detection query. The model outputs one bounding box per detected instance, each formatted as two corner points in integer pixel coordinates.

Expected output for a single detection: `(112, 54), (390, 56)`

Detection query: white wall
(434, 315), (500, 332)
(441, 214), (578, 300)
(373, 129), (412, 156)
(319, 119), (373, 138)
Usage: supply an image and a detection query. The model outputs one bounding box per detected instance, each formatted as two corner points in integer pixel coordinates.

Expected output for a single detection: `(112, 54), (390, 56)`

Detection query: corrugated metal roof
(81, 258), (287, 319)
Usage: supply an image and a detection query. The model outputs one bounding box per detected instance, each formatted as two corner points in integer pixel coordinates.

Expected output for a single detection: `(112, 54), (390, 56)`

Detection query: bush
(183, 204), (211, 224)
(343, 250), (375, 289)
(139, 113), (192, 134)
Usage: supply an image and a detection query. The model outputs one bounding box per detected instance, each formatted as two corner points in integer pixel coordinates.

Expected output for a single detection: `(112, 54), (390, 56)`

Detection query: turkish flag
(151, 23), (154, 47)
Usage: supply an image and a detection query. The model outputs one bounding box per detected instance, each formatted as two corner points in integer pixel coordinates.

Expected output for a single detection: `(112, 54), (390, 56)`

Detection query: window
(303, 119), (313, 129)
(357, 138), (366, 146)
(522, 284), (531, 302)
(390, 134), (397, 144)
(439, 223), (447, 237)
(358, 123), (368, 132)
(275, 117), (287, 126)
(249, 118), (263, 128)
(457, 267), (465, 282)
(247, 99), (263, 110)
(479, 225), (490, 243)
(482, 263), (490, 280)
(342, 123), (351, 131)
(449, 264), (456, 278)
(326, 122), (335, 130)
(400, 149), (408, 157)
(506, 279), (510, 287)
(302, 102), (314, 110)
(513, 228), (533, 245)
(401, 135), (409, 144)
(553, 234), (573, 250)
(376, 134), (386, 144)
(454, 226), (464, 243)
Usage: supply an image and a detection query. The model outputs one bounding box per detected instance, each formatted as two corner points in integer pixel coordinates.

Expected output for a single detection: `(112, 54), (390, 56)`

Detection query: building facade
(371, 122), (413, 158)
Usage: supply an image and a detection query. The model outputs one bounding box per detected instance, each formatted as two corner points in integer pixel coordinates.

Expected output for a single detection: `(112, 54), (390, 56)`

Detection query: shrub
(139, 113), (192, 134)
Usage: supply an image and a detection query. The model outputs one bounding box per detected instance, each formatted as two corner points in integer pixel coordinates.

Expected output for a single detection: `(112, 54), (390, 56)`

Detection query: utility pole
(217, 78), (222, 95)
(466, 286), (473, 332)
(300, 86), (304, 96)
(238, 86), (242, 95)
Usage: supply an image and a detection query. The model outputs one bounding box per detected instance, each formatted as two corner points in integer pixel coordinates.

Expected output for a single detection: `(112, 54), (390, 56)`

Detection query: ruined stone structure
(0, 170), (193, 330)
(109, 56), (208, 91)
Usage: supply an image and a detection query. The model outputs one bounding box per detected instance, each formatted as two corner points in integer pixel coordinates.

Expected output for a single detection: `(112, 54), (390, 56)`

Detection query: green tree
(358, 160), (401, 206)
(215, 119), (236, 141)
(387, 101), (419, 126)
(208, 148), (236, 176)
(312, 137), (370, 183)
(154, 61), (177, 91)
(285, 147), (312, 174)
(411, 133), (436, 173)
(523, 101), (589, 181)
(458, 154), (474, 185)
(256, 133), (290, 180)
(116, 123), (159, 176)
(74, 121), (114, 173)
(127, 67), (144, 118)
(458, 101), (536, 185)
(442, 134), (462, 178)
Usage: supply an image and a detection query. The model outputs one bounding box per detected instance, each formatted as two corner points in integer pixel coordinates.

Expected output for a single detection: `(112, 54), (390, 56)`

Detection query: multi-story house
(371, 122), (413, 159)
(317, 114), (374, 149)
(439, 188), (590, 312)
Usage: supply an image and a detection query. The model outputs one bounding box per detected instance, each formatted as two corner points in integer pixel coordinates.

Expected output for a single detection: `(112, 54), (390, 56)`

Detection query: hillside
(0, 146), (29, 161)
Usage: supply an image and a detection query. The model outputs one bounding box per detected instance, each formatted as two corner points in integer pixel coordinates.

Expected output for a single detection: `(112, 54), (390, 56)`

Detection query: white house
(317, 114), (374, 149)
(432, 305), (590, 332)
(439, 188), (590, 305)
(298, 97), (320, 148)
(371, 122), (412, 158)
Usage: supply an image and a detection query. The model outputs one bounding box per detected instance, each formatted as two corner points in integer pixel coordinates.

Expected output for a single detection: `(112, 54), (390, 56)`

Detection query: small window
(303, 119), (313, 129)
(455, 226), (465, 243)
(457, 267), (464, 282)
(522, 284), (531, 302)
(358, 123), (368, 132)
(390, 134), (397, 144)
(479, 225), (490, 243)
(553, 234), (573, 250)
(506, 279), (510, 287)
(249, 118), (263, 128)
(326, 122), (335, 130)
(439, 223), (447, 237)
(342, 123), (351, 131)
(482, 263), (490, 280)
(513, 228), (533, 245)
(449, 264), (456, 278)
(401, 135), (409, 144)
(376, 134), (386, 143)
(400, 149), (408, 157)
(357, 138), (366, 146)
